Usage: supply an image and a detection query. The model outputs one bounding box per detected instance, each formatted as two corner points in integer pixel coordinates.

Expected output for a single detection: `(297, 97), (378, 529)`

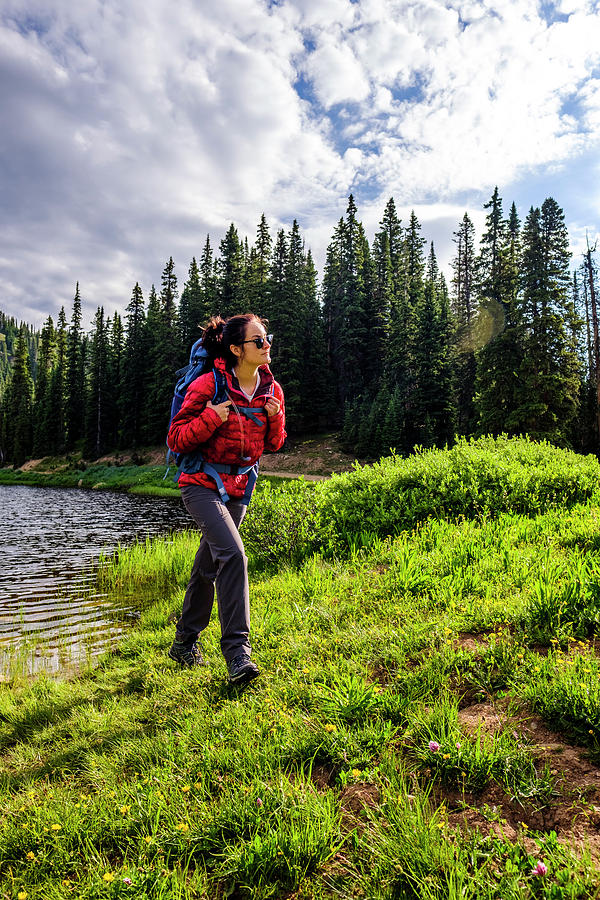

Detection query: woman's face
(233, 320), (272, 366)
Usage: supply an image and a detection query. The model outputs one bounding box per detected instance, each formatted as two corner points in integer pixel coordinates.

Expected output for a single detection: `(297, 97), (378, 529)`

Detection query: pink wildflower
(531, 861), (547, 876)
(123, 877), (133, 885)
(256, 797), (263, 807)
(428, 741), (440, 752)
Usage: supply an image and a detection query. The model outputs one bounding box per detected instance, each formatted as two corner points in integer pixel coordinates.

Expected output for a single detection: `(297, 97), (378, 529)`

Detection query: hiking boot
(168, 639), (205, 668)
(227, 653), (259, 684)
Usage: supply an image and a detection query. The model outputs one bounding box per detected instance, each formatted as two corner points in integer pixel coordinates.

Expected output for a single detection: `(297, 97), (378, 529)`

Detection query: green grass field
(2, 437), (600, 898)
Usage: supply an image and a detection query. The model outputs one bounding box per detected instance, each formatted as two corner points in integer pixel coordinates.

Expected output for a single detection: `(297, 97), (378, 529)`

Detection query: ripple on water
(0, 484), (193, 676)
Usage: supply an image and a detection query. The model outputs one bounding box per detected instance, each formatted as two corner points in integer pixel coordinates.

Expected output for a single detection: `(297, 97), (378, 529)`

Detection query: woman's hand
(206, 399), (232, 422)
(265, 397), (281, 417)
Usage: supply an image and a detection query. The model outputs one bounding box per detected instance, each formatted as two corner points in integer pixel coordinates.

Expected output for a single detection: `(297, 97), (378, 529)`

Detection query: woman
(166, 313), (286, 683)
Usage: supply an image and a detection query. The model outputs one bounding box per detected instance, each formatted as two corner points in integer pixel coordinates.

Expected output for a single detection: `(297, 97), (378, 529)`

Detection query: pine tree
(323, 196), (373, 412)
(46, 307), (68, 454)
(199, 236), (218, 322)
(144, 261), (181, 445)
(32, 316), (56, 456)
(451, 213), (477, 434)
(512, 199), (581, 441)
(412, 244), (455, 448)
(65, 283), (85, 448)
(371, 204), (398, 383)
(107, 312), (123, 450)
(475, 189), (523, 435)
(246, 214), (272, 318)
(5, 325), (34, 465)
(179, 257), (203, 353)
(84, 306), (111, 458)
(217, 224), (245, 317)
(300, 250), (330, 432)
(121, 283), (146, 449)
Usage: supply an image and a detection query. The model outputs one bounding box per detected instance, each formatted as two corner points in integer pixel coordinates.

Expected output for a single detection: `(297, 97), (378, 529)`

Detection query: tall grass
(2, 437), (600, 898)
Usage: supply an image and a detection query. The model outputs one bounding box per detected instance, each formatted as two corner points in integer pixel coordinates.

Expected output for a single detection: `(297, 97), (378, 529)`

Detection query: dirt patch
(261, 433), (359, 477)
(455, 632), (490, 652)
(307, 764), (337, 791)
(339, 782), (381, 815)
(436, 707), (600, 860)
(458, 703), (507, 736)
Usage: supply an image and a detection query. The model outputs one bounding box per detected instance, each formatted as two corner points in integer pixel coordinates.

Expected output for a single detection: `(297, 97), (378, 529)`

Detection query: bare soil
(18, 432), (360, 479)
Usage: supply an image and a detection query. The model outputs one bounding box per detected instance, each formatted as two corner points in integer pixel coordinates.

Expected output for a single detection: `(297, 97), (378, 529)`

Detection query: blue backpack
(165, 338), (264, 505)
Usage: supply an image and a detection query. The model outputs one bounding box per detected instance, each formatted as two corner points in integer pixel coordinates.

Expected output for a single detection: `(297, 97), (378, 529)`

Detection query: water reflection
(0, 485), (193, 676)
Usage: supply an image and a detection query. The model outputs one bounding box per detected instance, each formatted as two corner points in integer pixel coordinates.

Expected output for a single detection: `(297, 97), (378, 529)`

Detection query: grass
(2, 437), (600, 897)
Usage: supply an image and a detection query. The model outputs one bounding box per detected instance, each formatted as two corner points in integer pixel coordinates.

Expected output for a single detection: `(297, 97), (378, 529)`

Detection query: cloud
(1, 0), (600, 327)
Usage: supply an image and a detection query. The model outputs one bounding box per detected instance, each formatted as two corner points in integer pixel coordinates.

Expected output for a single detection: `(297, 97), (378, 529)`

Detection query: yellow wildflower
(120, 805), (131, 815)
(352, 769), (362, 779)
(324, 723), (337, 733)
(175, 823), (189, 833)
(103, 872), (115, 883)
(144, 836), (153, 844)
(18, 892), (28, 899)
(182, 786), (191, 793)
(26, 851), (35, 860)
(194, 782), (202, 790)
(51, 824), (62, 831)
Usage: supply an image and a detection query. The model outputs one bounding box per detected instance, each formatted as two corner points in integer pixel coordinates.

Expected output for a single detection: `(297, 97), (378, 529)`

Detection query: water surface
(0, 485), (193, 675)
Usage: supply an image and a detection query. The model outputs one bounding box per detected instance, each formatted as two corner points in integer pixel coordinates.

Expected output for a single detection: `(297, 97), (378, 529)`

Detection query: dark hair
(201, 313), (267, 369)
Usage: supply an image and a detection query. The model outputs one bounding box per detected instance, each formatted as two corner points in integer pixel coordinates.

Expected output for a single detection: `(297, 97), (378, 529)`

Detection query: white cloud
(1, 0), (600, 326)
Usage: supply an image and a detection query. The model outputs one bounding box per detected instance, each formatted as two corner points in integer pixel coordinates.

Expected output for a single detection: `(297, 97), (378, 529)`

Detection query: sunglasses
(241, 334), (273, 349)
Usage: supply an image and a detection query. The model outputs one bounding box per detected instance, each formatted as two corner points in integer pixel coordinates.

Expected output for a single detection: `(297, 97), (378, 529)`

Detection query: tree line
(1, 189), (599, 468)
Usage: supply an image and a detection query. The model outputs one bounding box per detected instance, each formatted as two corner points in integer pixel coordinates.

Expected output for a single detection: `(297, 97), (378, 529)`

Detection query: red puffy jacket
(167, 357), (286, 499)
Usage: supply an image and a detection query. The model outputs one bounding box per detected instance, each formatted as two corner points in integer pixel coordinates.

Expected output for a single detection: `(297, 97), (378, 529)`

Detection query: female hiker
(166, 313), (286, 684)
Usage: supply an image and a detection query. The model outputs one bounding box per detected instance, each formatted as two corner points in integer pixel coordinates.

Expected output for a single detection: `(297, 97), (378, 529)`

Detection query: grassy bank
(2, 437), (600, 898)
(0, 458), (301, 496)
(0, 461), (181, 496)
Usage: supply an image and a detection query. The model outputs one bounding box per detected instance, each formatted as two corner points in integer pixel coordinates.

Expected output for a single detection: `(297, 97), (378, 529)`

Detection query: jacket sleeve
(264, 381), (286, 452)
(167, 372), (224, 453)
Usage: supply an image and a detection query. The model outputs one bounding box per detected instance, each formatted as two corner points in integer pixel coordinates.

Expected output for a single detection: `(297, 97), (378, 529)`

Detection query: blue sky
(1, 0), (600, 328)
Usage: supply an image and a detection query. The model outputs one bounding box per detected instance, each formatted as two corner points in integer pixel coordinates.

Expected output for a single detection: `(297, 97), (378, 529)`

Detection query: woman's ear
(230, 343), (241, 359)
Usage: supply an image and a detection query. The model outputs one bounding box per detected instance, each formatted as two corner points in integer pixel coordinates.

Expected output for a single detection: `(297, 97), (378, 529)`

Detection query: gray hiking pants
(176, 484), (250, 663)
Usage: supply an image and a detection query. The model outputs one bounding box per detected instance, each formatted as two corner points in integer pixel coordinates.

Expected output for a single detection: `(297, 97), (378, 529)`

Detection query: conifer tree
(324, 196), (373, 411)
(199, 236), (218, 323)
(65, 283), (86, 448)
(143, 260), (182, 445)
(121, 283), (146, 449)
(474, 189), (522, 435)
(5, 325), (34, 465)
(271, 221), (305, 430)
(143, 260), (182, 444)
(84, 306), (110, 458)
(107, 312), (123, 450)
(412, 245), (455, 448)
(451, 213), (477, 435)
(32, 316), (56, 456)
(301, 250), (330, 432)
(44, 307), (67, 454)
(246, 214), (272, 317)
(512, 199), (580, 440)
(217, 224), (245, 317)
(179, 257), (203, 353)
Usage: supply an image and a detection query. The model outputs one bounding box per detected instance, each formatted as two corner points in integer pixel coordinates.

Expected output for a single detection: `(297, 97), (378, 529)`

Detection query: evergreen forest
(1, 188), (599, 468)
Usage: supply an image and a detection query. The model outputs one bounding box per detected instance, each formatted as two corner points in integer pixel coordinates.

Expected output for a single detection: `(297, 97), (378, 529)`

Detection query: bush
(316, 435), (600, 554)
(244, 436), (600, 565)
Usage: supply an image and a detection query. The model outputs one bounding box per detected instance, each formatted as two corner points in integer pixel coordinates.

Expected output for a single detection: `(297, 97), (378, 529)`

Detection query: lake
(0, 485), (194, 676)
